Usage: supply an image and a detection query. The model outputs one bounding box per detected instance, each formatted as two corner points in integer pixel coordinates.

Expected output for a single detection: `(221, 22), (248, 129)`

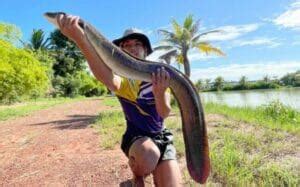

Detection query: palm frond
(158, 49), (178, 64)
(184, 14), (193, 30)
(197, 42), (225, 56)
(153, 45), (174, 51)
(171, 19), (183, 37)
(159, 49), (178, 58)
(190, 19), (200, 36)
(192, 30), (223, 43)
(158, 29), (175, 39)
(176, 54), (184, 64)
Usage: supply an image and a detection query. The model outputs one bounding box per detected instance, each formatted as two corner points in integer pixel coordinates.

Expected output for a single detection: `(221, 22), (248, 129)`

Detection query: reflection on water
(200, 87), (300, 111)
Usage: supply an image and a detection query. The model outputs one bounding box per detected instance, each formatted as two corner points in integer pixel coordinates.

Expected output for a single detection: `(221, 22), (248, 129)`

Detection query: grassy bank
(204, 100), (300, 135)
(0, 97), (86, 121)
(92, 97), (299, 185)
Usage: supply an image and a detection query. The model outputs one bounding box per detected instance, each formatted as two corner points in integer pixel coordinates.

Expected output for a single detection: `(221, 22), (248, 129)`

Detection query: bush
(51, 71), (106, 97)
(76, 71), (106, 97)
(260, 100), (298, 124)
(250, 81), (280, 89)
(0, 40), (49, 103)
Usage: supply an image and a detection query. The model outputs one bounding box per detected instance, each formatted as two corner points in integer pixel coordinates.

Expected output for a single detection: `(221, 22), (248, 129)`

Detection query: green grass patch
(204, 101), (300, 134)
(91, 110), (125, 149)
(209, 127), (299, 185)
(0, 97), (85, 121)
(100, 96), (121, 107)
(165, 112), (299, 186)
(91, 99), (299, 185)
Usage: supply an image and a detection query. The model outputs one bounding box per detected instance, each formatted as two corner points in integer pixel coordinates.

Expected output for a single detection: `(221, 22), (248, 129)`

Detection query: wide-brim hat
(112, 28), (153, 55)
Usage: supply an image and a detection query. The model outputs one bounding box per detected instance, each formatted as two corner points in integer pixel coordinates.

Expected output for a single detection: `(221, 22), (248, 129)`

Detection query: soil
(0, 98), (132, 186)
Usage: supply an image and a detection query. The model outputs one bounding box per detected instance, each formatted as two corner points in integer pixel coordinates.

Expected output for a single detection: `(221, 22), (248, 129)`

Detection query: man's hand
(56, 14), (85, 44)
(152, 67), (171, 119)
(152, 67), (170, 96)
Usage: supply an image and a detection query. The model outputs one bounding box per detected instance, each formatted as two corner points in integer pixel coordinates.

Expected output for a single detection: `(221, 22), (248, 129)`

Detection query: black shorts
(121, 128), (177, 162)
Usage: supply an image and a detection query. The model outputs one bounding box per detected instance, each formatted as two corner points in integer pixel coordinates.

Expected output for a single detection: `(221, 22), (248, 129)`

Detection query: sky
(1, 0), (300, 82)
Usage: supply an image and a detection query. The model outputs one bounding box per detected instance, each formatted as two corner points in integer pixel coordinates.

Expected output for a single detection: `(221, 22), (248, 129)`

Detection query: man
(57, 14), (182, 186)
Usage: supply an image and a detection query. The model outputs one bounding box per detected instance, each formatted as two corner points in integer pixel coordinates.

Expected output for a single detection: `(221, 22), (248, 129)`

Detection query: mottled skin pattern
(44, 12), (210, 183)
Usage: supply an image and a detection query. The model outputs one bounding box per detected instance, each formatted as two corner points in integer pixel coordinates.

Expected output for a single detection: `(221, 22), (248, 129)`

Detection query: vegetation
(25, 29), (50, 51)
(281, 70), (300, 87)
(0, 97), (85, 121)
(92, 110), (125, 149)
(94, 97), (299, 185)
(0, 22), (106, 104)
(204, 101), (300, 134)
(0, 22), (22, 44)
(154, 14), (225, 77)
(195, 71), (300, 92)
(0, 38), (49, 104)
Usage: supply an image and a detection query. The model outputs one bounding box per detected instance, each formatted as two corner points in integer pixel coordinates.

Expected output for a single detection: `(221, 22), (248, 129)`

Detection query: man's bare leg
(153, 160), (182, 187)
(128, 137), (160, 187)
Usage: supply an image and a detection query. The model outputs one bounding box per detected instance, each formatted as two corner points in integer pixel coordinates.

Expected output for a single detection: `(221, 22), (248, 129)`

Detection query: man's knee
(128, 137), (160, 176)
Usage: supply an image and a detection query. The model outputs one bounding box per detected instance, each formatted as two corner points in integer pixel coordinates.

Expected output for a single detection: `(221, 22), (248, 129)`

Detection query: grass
(93, 97), (299, 186)
(100, 95), (121, 107)
(204, 100), (300, 135)
(165, 115), (299, 186)
(91, 110), (125, 149)
(0, 97), (86, 121)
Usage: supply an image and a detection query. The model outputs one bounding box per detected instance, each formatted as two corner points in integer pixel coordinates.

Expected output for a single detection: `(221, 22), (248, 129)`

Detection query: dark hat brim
(112, 33), (153, 55)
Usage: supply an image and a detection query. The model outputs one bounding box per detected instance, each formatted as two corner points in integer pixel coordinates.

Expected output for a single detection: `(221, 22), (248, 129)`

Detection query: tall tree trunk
(183, 51), (190, 77)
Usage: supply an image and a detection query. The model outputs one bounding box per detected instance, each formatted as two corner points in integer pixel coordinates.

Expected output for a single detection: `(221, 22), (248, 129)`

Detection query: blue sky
(1, 0), (300, 81)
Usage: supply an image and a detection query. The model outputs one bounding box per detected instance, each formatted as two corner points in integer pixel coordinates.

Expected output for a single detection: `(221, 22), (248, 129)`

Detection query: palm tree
(154, 15), (225, 77)
(27, 29), (50, 51)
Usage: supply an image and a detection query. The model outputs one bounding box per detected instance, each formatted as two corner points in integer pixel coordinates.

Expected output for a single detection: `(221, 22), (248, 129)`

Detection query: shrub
(0, 40), (49, 103)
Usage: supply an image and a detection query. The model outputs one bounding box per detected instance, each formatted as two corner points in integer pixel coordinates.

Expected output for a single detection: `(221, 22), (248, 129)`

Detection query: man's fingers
(56, 14), (64, 29)
(66, 15), (75, 27)
(165, 69), (170, 85)
(152, 72), (157, 85)
(162, 67), (168, 80)
(72, 16), (80, 26)
(160, 67), (164, 80)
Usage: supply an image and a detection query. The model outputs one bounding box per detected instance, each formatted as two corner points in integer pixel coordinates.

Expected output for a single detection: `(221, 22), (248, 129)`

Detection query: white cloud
(233, 38), (280, 48)
(199, 24), (260, 41)
(273, 0), (300, 30)
(191, 61), (300, 82)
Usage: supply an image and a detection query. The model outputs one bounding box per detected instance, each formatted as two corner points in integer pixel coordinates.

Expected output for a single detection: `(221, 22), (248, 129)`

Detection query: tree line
(1, 14), (226, 104)
(194, 71), (300, 92)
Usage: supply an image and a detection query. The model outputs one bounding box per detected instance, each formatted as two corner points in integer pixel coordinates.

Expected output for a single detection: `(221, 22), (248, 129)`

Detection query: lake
(200, 87), (300, 111)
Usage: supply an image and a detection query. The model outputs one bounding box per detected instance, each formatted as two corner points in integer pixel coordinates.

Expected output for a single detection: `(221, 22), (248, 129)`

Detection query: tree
(238, 76), (248, 89)
(49, 29), (86, 77)
(280, 70), (300, 86)
(0, 22), (49, 103)
(263, 75), (270, 83)
(205, 79), (211, 90)
(48, 29), (106, 97)
(293, 71), (300, 86)
(0, 22), (22, 45)
(0, 39), (49, 103)
(195, 79), (204, 92)
(154, 15), (225, 77)
(26, 29), (50, 51)
(213, 76), (225, 91)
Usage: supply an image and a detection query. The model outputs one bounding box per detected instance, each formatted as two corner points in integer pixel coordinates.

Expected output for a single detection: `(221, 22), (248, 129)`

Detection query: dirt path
(0, 98), (131, 186)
